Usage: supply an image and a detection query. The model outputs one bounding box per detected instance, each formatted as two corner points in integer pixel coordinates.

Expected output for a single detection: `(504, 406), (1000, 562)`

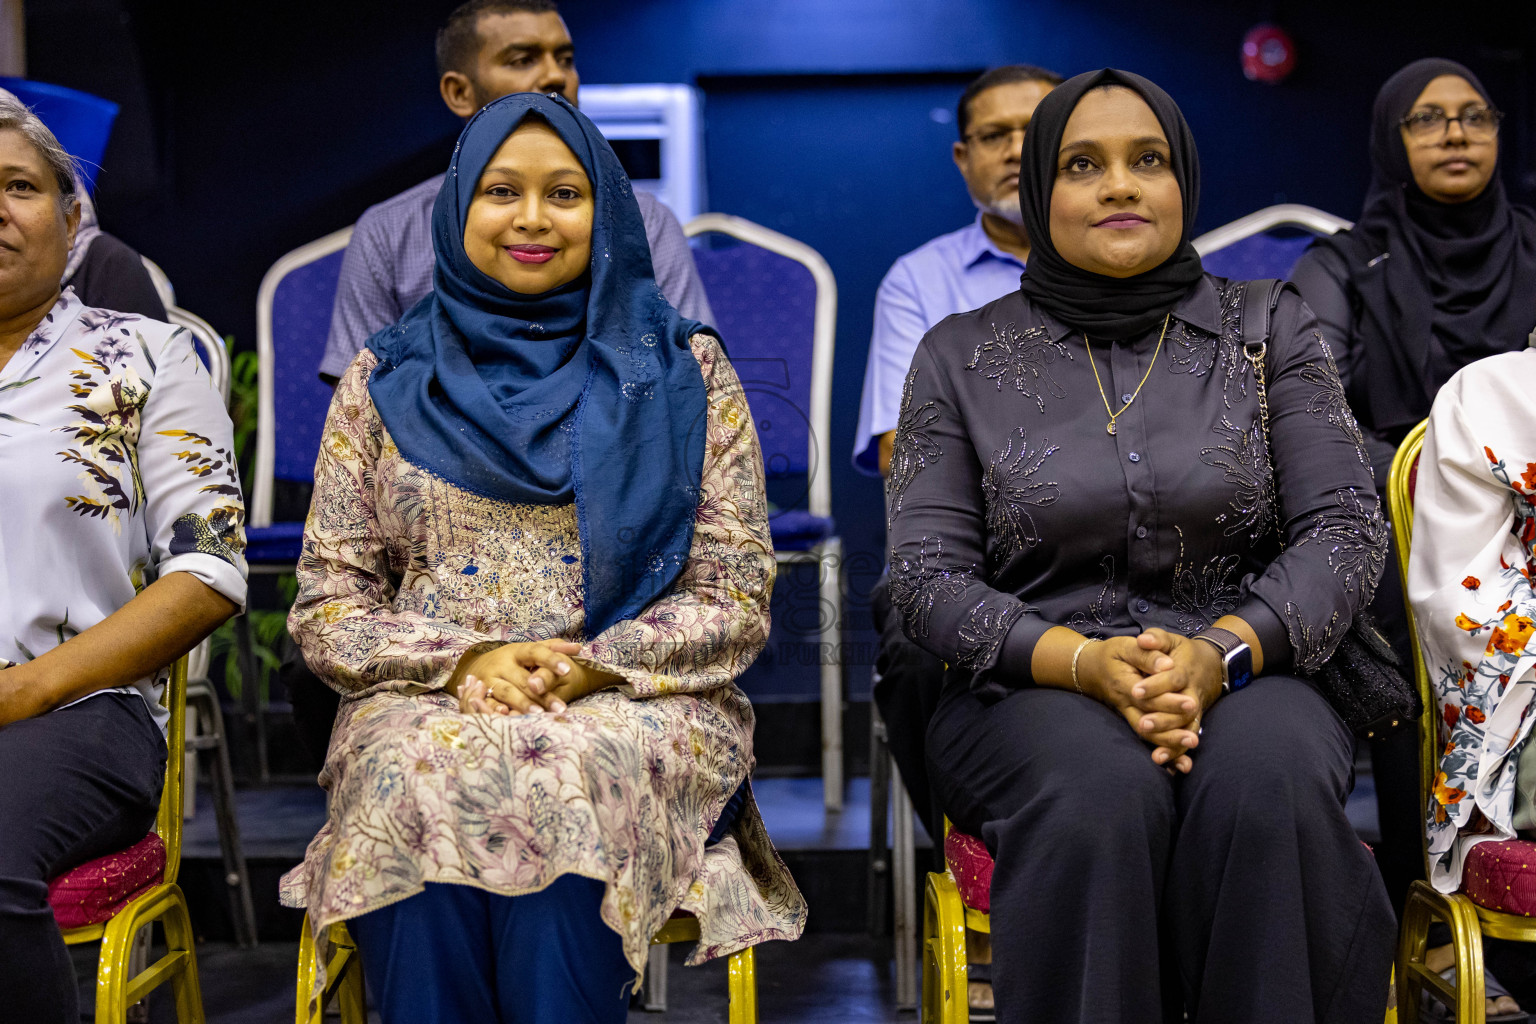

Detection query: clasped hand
(449, 641), (618, 717)
(1077, 628), (1224, 773)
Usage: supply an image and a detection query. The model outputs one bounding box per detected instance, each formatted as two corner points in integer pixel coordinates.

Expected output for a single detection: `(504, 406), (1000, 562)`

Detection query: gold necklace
(1085, 314), (1170, 436)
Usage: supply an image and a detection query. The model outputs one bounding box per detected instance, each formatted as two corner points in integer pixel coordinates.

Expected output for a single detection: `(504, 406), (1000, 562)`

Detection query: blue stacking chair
(683, 214), (846, 811)
(240, 226), (353, 779)
(1192, 202), (1352, 280)
(0, 77), (118, 193)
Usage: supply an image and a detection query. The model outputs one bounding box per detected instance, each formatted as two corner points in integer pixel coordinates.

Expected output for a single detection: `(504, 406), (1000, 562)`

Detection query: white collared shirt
(0, 289), (248, 728)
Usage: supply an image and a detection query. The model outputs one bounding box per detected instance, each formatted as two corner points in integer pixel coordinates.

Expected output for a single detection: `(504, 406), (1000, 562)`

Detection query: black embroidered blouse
(886, 274), (1387, 702)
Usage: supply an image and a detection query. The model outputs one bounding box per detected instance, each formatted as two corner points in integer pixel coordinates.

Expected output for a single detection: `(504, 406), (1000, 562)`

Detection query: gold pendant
(1106, 421), (1117, 436)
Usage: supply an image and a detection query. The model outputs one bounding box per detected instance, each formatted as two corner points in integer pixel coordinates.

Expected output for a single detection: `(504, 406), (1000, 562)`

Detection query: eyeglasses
(964, 124), (1029, 154)
(1399, 106), (1503, 142)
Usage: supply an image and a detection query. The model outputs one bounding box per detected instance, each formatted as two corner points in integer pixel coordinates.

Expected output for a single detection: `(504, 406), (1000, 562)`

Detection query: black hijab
(1319, 57), (1536, 434)
(1016, 68), (1205, 340)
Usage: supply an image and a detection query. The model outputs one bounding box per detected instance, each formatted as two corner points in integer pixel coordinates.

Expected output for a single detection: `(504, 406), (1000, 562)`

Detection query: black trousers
(928, 675), (1395, 1024)
(0, 693), (166, 1024)
(870, 574), (947, 842)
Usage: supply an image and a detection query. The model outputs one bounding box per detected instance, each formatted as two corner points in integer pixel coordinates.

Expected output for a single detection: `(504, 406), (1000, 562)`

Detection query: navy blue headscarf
(368, 93), (711, 637)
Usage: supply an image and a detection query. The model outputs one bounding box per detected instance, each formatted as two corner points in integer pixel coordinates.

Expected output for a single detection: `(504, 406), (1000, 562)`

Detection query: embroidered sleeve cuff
(1236, 597), (1291, 675)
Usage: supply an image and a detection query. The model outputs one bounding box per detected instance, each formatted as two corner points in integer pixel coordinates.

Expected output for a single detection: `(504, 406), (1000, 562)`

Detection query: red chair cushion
(1461, 839), (1536, 916)
(945, 829), (994, 914)
(46, 833), (166, 929)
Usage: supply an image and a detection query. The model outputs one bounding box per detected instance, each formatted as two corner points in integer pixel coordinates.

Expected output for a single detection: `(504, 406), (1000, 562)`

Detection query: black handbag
(1239, 278), (1422, 739)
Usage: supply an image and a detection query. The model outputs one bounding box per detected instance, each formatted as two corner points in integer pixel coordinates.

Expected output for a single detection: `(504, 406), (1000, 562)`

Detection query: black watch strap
(1191, 626), (1243, 658)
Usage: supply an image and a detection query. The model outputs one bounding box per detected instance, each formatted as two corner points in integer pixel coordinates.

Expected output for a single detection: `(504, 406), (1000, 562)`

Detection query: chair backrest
(168, 305), (230, 405)
(140, 255), (177, 310)
(1192, 203), (1353, 281)
(158, 656), (189, 885)
(683, 214), (837, 519)
(251, 226), (353, 528)
(0, 77), (118, 194)
(1386, 418), (1433, 877)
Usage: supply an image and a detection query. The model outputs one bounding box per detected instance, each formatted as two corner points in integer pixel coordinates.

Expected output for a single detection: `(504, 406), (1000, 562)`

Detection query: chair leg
(867, 700), (891, 936)
(127, 928), (151, 1023)
(642, 942), (670, 1010)
(232, 612), (271, 784)
(818, 537), (845, 812)
(160, 888), (206, 1024)
(923, 870), (969, 1024)
(96, 886), (205, 1024)
(727, 944), (757, 1024)
(190, 683), (258, 946)
(892, 765), (918, 1011)
(1396, 880), (1483, 1024)
(296, 913), (320, 1024)
(334, 924), (367, 1024)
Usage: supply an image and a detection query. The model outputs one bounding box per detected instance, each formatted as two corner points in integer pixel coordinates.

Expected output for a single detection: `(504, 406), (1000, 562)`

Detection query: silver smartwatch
(1190, 626), (1254, 693)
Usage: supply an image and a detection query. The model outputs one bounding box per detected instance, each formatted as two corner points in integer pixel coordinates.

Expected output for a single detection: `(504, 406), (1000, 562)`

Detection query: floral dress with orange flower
(1408, 349), (1536, 892)
(279, 335), (805, 984)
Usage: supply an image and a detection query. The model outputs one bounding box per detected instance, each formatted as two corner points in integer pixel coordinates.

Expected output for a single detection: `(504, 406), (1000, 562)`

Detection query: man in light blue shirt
(853, 65), (1061, 475)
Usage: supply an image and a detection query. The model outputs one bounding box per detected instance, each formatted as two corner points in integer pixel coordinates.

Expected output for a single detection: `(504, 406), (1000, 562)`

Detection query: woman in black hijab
(890, 69), (1395, 1023)
(1292, 58), (1536, 483)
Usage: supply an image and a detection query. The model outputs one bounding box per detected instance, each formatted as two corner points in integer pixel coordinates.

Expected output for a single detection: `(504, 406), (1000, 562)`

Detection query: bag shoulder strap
(1238, 278), (1284, 356)
(1235, 278), (1287, 548)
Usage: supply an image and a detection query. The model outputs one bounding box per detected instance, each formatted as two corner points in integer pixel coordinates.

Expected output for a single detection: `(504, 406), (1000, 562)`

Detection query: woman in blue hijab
(280, 94), (804, 1023)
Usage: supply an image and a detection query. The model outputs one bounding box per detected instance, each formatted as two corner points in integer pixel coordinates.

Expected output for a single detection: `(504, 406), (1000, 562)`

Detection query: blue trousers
(348, 875), (634, 1024)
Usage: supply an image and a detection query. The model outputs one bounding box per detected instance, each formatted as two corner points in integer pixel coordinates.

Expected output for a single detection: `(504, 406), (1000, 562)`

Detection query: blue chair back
(1199, 229), (1319, 281)
(689, 239), (816, 479)
(1192, 203), (1353, 282)
(269, 249), (345, 484)
(0, 77), (119, 193)
(251, 227), (352, 530)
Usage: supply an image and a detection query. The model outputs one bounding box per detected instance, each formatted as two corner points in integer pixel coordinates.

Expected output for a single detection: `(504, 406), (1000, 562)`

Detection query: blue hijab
(368, 93), (711, 637)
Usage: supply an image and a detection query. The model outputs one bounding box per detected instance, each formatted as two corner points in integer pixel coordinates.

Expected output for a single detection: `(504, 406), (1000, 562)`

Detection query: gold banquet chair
(1390, 420), (1536, 1022)
(922, 817), (989, 1024)
(53, 656), (205, 1023)
(296, 910), (759, 1023)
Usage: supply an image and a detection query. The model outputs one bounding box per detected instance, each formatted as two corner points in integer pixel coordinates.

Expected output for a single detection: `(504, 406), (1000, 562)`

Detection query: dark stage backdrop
(24, 0), (1534, 703)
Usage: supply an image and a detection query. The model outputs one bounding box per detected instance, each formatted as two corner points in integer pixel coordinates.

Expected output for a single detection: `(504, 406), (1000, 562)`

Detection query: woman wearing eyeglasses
(1292, 57), (1536, 1023)
(1292, 58), (1535, 486)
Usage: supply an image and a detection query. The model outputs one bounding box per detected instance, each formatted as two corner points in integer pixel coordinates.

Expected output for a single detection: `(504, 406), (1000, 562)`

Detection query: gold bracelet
(1070, 638), (1099, 694)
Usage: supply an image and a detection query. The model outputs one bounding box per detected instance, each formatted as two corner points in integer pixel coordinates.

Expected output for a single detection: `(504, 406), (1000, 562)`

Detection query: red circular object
(1241, 24), (1297, 84)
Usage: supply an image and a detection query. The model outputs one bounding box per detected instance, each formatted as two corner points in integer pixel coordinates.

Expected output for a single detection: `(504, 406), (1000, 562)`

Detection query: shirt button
(1121, 393), (1134, 404)
(1136, 525), (1148, 539)
(1128, 451), (1141, 463)
(1136, 599), (1151, 613)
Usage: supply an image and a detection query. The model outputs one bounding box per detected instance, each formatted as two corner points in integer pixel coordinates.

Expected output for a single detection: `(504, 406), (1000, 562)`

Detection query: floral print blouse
(887, 275), (1386, 700)
(0, 289), (247, 729)
(1408, 350), (1536, 891)
(280, 336), (805, 986)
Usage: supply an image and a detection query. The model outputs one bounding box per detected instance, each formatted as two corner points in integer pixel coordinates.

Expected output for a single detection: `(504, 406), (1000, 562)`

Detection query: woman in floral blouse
(0, 99), (246, 1024)
(280, 93), (803, 1022)
(1410, 348), (1536, 891)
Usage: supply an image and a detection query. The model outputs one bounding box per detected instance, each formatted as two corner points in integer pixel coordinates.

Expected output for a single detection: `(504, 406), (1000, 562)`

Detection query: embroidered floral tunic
(0, 289), (247, 729)
(1408, 350), (1536, 891)
(887, 275), (1386, 700)
(279, 336), (805, 979)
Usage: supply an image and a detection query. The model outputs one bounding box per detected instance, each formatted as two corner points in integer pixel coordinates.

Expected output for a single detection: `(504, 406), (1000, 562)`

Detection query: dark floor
(86, 932), (911, 1024)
